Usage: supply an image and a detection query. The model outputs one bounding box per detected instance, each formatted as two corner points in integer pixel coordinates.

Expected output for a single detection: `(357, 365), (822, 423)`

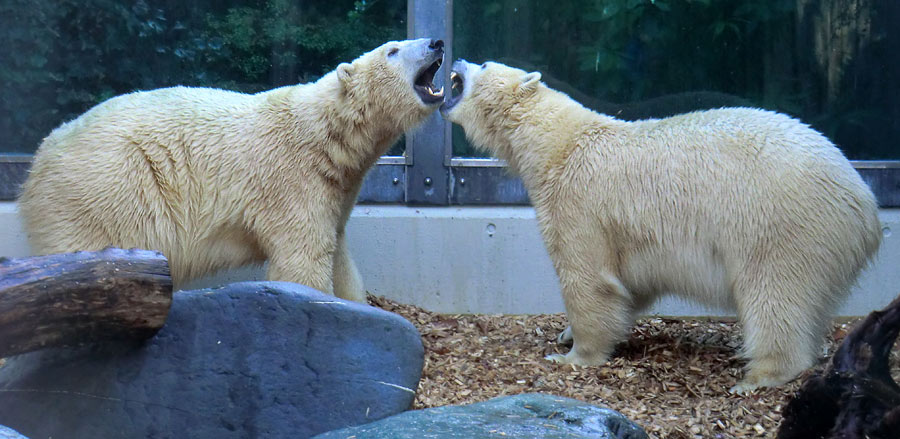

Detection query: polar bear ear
(519, 71), (542, 93)
(337, 63), (355, 86)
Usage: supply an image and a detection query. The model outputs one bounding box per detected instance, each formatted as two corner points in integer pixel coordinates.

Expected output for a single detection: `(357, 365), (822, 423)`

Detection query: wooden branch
(0, 247), (172, 358)
(778, 294), (900, 439)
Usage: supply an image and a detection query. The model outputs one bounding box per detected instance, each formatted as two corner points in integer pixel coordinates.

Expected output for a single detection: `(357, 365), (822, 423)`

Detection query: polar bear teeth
(415, 58), (445, 102)
(450, 71), (463, 94)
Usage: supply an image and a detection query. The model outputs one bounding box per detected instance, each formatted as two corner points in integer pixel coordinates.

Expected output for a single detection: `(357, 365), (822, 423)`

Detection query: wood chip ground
(369, 295), (900, 439)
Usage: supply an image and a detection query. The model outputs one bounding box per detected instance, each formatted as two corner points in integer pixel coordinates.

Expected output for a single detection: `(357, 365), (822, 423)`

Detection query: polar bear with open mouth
(20, 38), (446, 301)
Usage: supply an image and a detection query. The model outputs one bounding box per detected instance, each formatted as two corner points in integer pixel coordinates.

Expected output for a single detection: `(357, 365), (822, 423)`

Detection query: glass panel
(452, 0), (900, 160)
(386, 135), (406, 157)
(0, 0), (406, 154)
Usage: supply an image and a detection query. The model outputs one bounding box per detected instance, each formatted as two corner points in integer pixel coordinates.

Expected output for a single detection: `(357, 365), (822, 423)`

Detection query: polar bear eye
(481, 63), (487, 69)
(388, 47), (399, 57)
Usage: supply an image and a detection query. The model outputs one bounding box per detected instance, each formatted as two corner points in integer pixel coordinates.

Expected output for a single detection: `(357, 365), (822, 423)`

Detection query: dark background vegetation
(1, 0), (897, 159)
(0, 0), (405, 153)
(456, 0), (899, 158)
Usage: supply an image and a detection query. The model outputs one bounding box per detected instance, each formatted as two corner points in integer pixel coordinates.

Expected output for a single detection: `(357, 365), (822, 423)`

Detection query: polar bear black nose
(429, 39), (444, 50)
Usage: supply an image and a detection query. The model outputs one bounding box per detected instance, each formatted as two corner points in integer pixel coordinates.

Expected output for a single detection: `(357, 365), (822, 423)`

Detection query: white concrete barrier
(2, 202), (897, 316)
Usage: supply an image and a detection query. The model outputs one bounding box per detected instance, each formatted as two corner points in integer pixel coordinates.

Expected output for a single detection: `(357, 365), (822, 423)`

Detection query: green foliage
(201, 0), (403, 88)
(0, 0), (405, 153)
(457, 0), (793, 103)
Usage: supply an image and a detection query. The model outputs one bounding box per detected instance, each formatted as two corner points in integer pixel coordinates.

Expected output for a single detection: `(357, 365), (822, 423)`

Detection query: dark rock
(313, 393), (649, 439)
(0, 281), (423, 439)
(0, 426), (27, 439)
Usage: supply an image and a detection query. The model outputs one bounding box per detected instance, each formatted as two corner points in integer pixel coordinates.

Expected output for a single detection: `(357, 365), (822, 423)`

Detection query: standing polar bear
(19, 38), (446, 301)
(441, 60), (882, 393)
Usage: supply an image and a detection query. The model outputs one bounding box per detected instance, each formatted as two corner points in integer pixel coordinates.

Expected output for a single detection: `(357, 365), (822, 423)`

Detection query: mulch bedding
(369, 295), (900, 439)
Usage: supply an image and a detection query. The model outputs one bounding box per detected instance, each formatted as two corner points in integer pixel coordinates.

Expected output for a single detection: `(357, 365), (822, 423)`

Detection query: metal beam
(405, 0), (452, 205)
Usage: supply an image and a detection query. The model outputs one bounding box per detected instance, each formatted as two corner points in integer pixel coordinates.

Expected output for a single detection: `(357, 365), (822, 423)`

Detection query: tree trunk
(778, 293), (900, 439)
(0, 248), (172, 358)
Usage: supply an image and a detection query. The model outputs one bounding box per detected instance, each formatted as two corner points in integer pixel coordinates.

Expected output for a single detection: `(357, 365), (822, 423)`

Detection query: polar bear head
(335, 38), (445, 131)
(440, 60), (542, 159)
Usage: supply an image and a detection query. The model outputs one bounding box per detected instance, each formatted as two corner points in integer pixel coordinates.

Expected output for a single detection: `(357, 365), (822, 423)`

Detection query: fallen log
(777, 294), (900, 439)
(0, 247), (172, 358)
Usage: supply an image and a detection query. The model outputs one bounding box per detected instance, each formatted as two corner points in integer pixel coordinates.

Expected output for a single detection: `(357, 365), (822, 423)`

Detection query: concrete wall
(2, 202), (897, 317)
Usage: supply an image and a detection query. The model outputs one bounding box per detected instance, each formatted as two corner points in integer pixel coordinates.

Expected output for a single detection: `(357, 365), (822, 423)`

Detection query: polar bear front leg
(264, 227), (337, 295)
(545, 269), (632, 366)
(267, 250), (335, 295)
(332, 231), (366, 302)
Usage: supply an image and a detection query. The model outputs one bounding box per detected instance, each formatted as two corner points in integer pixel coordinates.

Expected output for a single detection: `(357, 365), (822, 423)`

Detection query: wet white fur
(19, 39), (442, 300)
(444, 60), (882, 393)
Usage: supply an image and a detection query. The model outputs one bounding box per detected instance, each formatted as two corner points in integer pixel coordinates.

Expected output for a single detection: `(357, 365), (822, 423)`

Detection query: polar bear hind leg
(730, 255), (842, 394)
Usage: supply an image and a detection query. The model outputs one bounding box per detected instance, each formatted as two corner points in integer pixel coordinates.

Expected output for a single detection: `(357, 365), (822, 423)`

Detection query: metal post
(406, 0), (452, 205)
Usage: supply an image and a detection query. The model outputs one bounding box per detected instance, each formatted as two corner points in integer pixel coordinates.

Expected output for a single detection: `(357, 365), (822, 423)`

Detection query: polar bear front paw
(544, 349), (608, 366)
(544, 353), (569, 363)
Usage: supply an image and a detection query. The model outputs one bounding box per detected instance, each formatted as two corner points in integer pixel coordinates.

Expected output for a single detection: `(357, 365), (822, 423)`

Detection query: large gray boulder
(0, 281), (423, 439)
(0, 426), (27, 439)
(314, 393), (649, 439)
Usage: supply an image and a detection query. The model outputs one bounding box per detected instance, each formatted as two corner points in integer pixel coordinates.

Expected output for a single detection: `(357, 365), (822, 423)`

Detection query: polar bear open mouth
(442, 71), (464, 110)
(414, 57), (444, 104)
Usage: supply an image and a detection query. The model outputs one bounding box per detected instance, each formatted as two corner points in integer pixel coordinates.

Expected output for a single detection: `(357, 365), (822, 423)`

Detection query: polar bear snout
(411, 39), (445, 105)
(440, 60), (475, 114)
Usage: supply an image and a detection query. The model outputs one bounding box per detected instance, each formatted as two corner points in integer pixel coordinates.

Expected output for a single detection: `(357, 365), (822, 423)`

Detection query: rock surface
(0, 426), (27, 439)
(0, 281), (423, 439)
(313, 393), (649, 439)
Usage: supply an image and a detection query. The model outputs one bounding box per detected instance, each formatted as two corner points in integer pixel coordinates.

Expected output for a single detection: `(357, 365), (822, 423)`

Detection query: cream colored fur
(19, 39), (444, 301)
(442, 60), (882, 393)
